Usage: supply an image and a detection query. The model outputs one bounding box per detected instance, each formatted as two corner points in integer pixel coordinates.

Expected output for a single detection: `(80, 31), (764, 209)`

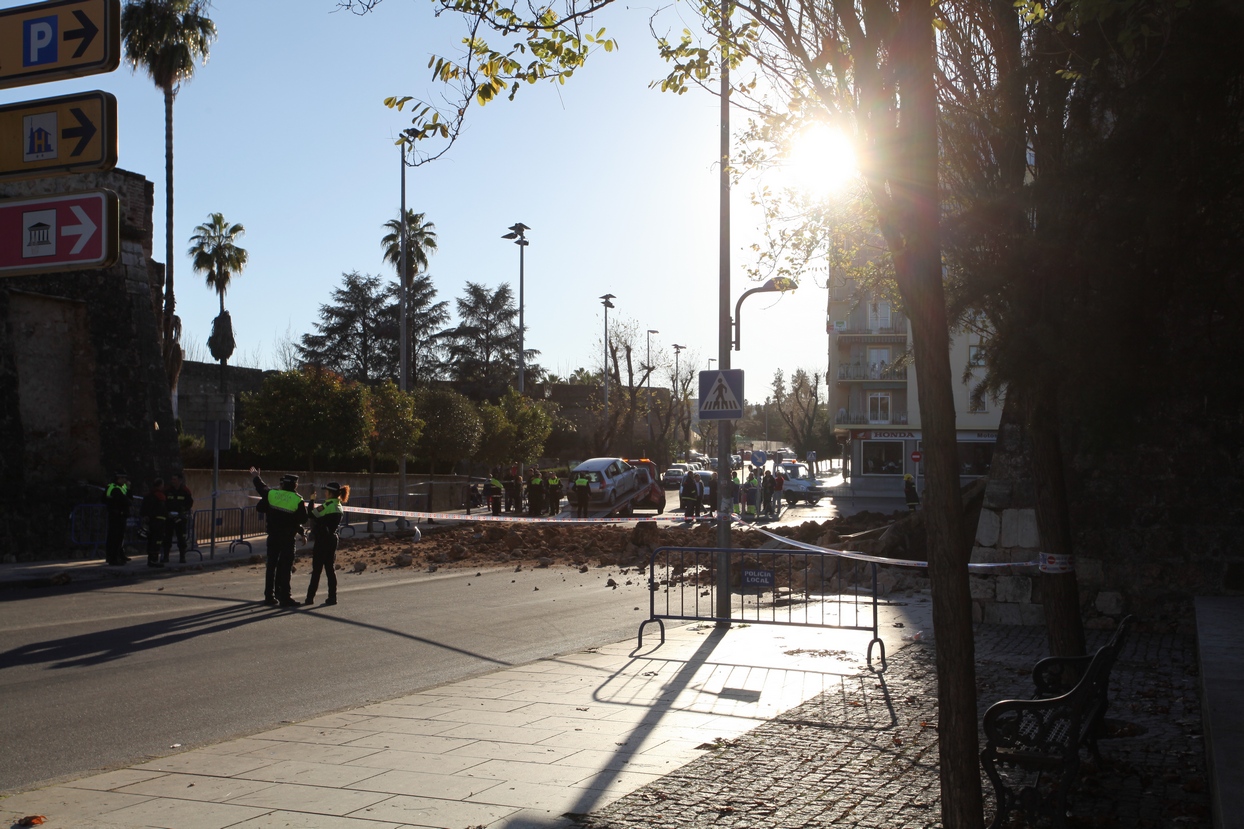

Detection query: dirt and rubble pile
(319, 510), (911, 579)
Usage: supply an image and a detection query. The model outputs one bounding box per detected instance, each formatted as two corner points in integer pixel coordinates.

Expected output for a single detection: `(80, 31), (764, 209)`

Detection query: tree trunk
(1024, 386), (1086, 657)
(161, 86), (180, 399)
(885, 0), (982, 825)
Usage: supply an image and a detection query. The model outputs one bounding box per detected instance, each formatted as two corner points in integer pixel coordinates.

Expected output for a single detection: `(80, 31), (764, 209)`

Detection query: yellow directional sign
(0, 0), (120, 90)
(0, 91), (116, 180)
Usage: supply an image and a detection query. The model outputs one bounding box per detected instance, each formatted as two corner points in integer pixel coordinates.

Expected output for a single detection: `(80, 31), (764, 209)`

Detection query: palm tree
(188, 212), (247, 392)
(121, 0), (216, 397)
(381, 211), (442, 385)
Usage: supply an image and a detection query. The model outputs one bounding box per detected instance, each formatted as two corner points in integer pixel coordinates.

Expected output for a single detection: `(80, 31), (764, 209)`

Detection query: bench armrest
(1032, 654), (1094, 697)
(983, 694), (1084, 757)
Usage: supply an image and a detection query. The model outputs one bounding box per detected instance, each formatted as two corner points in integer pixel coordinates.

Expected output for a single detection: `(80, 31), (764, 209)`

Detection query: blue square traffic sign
(698, 369), (744, 420)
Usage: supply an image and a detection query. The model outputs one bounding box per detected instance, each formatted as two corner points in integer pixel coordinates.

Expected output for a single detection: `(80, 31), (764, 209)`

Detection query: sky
(2, 0), (840, 402)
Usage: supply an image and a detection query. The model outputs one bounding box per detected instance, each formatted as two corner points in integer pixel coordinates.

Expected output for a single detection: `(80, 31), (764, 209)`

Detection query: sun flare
(781, 124), (858, 196)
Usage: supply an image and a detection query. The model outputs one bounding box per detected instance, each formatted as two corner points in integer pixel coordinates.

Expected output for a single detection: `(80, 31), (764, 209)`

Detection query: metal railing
(638, 546), (886, 671)
(837, 363), (908, 382)
(835, 411), (910, 425)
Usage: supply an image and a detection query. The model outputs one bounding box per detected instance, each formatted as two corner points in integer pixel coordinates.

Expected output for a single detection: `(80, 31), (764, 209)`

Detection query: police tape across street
(324, 502), (1047, 574)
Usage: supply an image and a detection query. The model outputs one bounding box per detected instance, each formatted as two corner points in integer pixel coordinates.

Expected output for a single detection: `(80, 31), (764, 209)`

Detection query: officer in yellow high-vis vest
(305, 483), (349, 606)
(251, 467), (309, 608)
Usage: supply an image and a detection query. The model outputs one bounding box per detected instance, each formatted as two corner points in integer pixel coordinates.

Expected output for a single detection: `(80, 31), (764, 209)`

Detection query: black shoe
(278, 598), (301, 608)
(303, 598), (315, 606)
(263, 597), (278, 606)
(147, 562), (164, 568)
(323, 597), (337, 606)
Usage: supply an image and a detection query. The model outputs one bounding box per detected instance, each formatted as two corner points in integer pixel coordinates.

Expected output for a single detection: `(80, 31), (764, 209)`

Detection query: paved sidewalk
(0, 598), (932, 829)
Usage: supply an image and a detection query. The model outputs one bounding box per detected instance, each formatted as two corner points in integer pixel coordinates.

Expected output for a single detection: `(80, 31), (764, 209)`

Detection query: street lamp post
(501, 223), (530, 393)
(672, 343), (685, 458)
(646, 329), (658, 448)
(601, 294), (615, 443)
(398, 141), (409, 525)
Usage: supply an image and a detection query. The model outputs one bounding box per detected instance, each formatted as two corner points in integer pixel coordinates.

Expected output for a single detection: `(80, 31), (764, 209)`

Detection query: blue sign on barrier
(741, 568), (775, 589)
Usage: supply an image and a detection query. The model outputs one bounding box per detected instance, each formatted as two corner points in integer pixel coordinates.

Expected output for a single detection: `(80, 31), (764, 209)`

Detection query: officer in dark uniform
(163, 472), (194, 563)
(141, 477), (167, 567)
(573, 471), (592, 519)
(251, 466), (309, 607)
(305, 483), (348, 606)
(103, 471), (132, 565)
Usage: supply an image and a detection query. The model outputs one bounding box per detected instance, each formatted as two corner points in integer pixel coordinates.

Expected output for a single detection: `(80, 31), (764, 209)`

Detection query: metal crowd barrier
(638, 546), (886, 672)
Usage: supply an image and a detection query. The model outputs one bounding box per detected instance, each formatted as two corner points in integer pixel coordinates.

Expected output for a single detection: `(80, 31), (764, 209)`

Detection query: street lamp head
(647, 329), (659, 335)
(601, 299), (615, 309)
(600, 293), (616, 301)
(672, 343), (685, 352)
(502, 223), (530, 243)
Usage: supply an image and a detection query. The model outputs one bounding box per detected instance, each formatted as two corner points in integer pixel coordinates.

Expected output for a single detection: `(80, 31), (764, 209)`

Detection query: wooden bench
(981, 617), (1132, 829)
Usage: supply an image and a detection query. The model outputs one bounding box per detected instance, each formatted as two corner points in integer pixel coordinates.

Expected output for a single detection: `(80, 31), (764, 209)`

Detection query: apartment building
(826, 280), (1001, 493)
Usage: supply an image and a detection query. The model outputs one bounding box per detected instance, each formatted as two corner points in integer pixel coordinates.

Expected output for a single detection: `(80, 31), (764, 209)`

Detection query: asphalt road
(0, 562), (651, 795)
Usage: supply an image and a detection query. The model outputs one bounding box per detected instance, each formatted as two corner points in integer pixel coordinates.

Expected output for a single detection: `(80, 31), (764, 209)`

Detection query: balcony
(834, 411), (910, 426)
(837, 363), (908, 382)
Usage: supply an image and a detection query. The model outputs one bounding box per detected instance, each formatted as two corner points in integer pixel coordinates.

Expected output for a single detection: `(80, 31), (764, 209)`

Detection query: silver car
(570, 458), (640, 506)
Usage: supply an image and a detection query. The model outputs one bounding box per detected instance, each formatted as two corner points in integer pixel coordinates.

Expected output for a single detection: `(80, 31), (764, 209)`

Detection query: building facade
(826, 279), (1002, 494)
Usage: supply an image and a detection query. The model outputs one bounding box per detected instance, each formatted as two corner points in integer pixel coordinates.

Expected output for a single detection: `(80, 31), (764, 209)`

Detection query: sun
(781, 123), (858, 196)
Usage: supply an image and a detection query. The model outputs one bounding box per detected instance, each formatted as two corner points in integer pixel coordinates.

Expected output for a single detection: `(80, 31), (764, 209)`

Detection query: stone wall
(0, 169), (180, 560)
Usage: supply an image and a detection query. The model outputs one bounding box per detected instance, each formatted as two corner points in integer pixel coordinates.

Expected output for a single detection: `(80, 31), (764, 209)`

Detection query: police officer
(163, 472), (194, 563)
(305, 483), (348, 606)
(904, 474), (920, 511)
(573, 470), (592, 518)
(141, 477), (167, 568)
(546, 471), (561, 515)
(488, 472), (503, 516)
(528, 469), (545, 516)
(251, 466), (309, 607)
(103, 471), (132, 566)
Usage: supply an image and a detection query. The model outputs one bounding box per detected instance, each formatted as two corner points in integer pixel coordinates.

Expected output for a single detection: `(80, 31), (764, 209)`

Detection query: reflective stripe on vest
(106, 483), (128, 497)
(267, 489), (303, 513)
(317, 497), (342, 516)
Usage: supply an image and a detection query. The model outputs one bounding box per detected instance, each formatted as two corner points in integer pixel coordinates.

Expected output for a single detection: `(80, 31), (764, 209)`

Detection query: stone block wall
(0, 169), (180, 560)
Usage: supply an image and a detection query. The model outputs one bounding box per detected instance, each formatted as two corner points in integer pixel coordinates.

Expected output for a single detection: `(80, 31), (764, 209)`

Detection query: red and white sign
(0, 188), (117, 277)
(911, 450), (922, 463)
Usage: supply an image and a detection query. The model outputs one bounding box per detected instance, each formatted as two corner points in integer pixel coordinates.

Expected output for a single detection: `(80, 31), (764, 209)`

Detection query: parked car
(662, 463), (692, 489)
(625, 458), (667, 514)
(568, 458), (640, 506)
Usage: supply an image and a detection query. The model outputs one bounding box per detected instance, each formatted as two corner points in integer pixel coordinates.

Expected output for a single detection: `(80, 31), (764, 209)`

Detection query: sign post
(0, 90), (116, 180)
(0, 0), (120, 90)
(0, 189), (118, 277)
(205, 420), (232, 559)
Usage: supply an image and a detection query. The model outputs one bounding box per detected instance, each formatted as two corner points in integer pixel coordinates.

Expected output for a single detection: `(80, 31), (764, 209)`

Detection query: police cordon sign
(698, 369), (744, 420)
(0, 90), (117, 180)
(0, 0), (120, 90)
(0, 189), (118, 276)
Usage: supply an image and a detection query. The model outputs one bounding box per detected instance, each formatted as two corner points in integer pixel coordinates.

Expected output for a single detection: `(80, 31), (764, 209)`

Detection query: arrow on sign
(62, 205), (96, 253)
(61, 107), (97, 156)
(66, 9), (99, 58)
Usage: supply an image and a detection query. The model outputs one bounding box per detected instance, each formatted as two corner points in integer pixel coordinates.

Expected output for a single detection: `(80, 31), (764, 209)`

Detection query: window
(969, 344), (986, 366)
(869, 301), (891, 330)
(868, 392), (891, 423)
(862, 441), (904, 475)
(968, 390), (989, 414)
(958, 442), (994, 476)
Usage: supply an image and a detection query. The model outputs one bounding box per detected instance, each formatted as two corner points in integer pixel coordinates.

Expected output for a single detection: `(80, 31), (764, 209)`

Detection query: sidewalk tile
(98, 797), (268, 829)
(347, 748), (489, 774)
(115, 772), (274, 802)
(237, 739), (385, 766)
(355, 769), (506, 800)
(437, 722), (566, 744)
(233, 759), (388, 788)
(0, 786), (150, 822)
(262, 724), (382, 746)
(443, 740), (583, 765)
(343, 731), (475, 754)
(229, 811), (404, 829)
(130, 749), (274, 778)
(62, 768), (165, 791)
(226, 781), (393, 815)
(349, 793), (517, 827)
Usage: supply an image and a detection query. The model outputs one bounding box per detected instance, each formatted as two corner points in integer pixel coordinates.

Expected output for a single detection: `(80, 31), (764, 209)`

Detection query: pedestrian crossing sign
(698, 369), (744, 420)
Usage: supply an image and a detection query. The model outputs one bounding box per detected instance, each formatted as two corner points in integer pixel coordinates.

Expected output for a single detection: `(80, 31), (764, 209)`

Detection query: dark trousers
(163, 517), (188, 561)
(146, 518), (165, 565)
(306, 536), (338, 602)
(265, 535), (297, 602)
(529, 493), (543, 516)
(576, 492), (589, 518)
(105, 514), (127, 563)
(491, 495), (502, 515)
